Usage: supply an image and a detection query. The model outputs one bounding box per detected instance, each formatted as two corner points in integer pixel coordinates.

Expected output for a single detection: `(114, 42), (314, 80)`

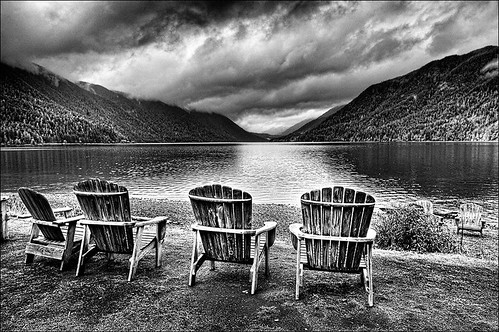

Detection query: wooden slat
(459, 203), (483, 228)
(25, 242), (65, 259)
(299, 186), (375, 272)
(298, 241), (367, 270)
(250, 238), (268, 259)
(74, 179), (134, 254)
(189, 184), (255, 263)
(18, 188), (56, 221)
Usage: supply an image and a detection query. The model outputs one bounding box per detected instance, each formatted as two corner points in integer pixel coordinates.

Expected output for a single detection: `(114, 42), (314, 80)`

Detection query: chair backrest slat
(18, 188), (57, 221)
(18, 188), (65, 241)
(301, 186), (375, 271)
(415, 200), (434, 214)
(74, 179), (134, 253)
(459, 203), (483, 227)
(189, 184), (252, 262)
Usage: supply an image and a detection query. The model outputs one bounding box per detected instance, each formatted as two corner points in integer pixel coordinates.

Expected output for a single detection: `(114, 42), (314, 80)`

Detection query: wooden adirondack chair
(73, 179), (169, 281)
(188, 184), (277, 294)
(289, 186), (376, 306)
(414, 200), (434, 214)
(18, 187), (85, 271)
(456, 203), (485, 236)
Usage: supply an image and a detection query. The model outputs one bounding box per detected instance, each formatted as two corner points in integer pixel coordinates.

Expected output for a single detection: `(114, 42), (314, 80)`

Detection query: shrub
(374, 205), (457, 253)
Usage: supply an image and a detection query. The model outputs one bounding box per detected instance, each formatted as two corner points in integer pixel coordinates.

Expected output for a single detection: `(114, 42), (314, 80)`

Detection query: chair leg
(60, 255), (71, 271)
(250, 236), (260, 294)
(155, 229), (163, 268)
(76, 226), (89, 277)
(25, 253), (35, 265)
(366, 243), (374, 307)
(128, 227), (144, 282)
(295, 239), (302, 300)
(25, 224), (39, 265)
(264, 233), (270, 278)
(60, 222), (77, 271)
(189, 231), (199, 287)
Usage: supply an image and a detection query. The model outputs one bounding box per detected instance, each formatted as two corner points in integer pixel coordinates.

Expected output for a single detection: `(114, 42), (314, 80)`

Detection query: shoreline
(1, 140), (498, 149)
(3, 190), (498, 229)
(1, 194), (497, 331)
(3, 193), (497, 262)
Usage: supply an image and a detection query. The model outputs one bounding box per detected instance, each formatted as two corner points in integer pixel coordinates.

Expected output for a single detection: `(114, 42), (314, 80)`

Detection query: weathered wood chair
(414, 200), (434, 215)
(73, 179), (169, 281)
(289, 186), (376, 307)
(188, 184), (277, 294)
(456, 203), (485, 236)
(18, 187), (84, 271)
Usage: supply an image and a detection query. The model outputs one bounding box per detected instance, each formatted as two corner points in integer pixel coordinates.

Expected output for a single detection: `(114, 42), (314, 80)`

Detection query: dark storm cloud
(1, 1), (327, 63)
(1, 1), (497, 134)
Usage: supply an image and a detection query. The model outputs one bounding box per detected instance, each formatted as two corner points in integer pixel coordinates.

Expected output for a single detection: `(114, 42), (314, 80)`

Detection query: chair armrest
(365, 228), (376, 241)
(53, 206), (72, 214)
(16, 206), (72, 219)
(191, 223), (256, 235)
(288, 223), (376, 242)
(254, 222), (277, 237)
(79, 220), (136, 227)
(289, 223), (304, 250)
(289, 223), (305, 239)
(131, 215), (152, 221)
(52, 215), (85, 225)
(135, 216), (169, 227)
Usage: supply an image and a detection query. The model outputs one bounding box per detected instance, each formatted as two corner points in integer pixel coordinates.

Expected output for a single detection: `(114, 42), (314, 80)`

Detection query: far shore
(1, 140), (498, 149)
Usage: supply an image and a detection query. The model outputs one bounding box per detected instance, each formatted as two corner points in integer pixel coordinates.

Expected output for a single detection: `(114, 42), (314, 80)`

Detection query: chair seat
(248, 238), (268, 259)
(457, 225), (483, 231)
(60, 225), (86, 240)
(31, 224), (84, 248)
(31, 236), (74, 246)
(140, 230), (159, 250)
(201, 234), (270, 263)
(296, 242), (367, 271)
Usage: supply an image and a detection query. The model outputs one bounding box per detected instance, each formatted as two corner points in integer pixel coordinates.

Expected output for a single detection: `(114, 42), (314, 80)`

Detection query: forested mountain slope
(0, 63), (264, 145)
(280, 45), (498, 142)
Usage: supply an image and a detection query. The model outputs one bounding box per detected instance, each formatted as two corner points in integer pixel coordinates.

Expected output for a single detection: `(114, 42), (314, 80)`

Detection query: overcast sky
(1, 1), (498, 134)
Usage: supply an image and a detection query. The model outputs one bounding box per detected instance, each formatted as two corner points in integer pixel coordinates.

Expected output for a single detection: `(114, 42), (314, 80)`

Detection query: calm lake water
(1, 142), (498, 223)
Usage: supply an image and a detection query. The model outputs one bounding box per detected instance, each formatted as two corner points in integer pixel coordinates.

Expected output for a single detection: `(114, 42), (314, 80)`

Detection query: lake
(1, 142), (497, 224)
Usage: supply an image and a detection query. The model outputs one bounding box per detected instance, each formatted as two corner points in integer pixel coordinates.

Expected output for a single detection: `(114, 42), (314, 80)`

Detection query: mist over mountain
(1, 46), (497, 145)
(1, 63), (264, 145)
(280, 104), (345, 137)
(278, 46), (498, 142)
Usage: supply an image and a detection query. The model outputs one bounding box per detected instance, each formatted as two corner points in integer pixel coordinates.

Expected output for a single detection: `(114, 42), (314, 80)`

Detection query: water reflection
(1, 143), (497, 221)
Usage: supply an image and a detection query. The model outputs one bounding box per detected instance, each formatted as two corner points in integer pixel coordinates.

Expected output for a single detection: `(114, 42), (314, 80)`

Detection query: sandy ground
(1, 194), (497, 331)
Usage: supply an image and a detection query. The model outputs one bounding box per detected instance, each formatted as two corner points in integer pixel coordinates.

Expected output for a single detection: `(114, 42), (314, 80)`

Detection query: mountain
(0, 63), (265, 145)
(278, 45), (498, 142)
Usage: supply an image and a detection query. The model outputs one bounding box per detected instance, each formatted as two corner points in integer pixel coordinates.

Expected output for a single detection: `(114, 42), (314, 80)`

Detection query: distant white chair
(456, 203), (485, 237)
(414, 200), (434, 215)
